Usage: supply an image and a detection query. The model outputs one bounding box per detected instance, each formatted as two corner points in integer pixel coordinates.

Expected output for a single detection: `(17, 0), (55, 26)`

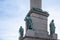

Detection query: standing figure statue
(19, 26), (24, 38)
(50, 20), (56, 35)
(25, 15), (33, 30)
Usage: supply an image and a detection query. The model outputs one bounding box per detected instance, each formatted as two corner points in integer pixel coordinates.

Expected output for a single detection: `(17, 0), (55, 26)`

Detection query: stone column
(30, 0), (42, 9)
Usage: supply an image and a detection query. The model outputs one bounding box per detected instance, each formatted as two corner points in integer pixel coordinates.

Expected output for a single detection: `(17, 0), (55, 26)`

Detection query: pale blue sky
(0, 0), (60, 40)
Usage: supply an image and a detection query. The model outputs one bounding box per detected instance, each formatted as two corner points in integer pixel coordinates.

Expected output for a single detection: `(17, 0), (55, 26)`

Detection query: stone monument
(19, 0), (57, 40)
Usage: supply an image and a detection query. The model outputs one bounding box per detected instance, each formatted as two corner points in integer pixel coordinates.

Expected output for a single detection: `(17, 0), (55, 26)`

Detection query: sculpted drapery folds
(50, 20), (55, 35)
(25, 15), (33, 30)
(19, 26), (24, 38)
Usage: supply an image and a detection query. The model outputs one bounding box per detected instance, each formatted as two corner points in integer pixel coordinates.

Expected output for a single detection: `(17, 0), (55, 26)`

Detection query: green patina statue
(19, 26), (24, 38)
(50, 20), (56, 35)
(25, 15), (33, 29)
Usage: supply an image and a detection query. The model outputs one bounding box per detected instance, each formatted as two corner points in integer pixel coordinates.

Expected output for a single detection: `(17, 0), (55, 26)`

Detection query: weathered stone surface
(25, 30), (49, 38)
(25, 29), (35, 37)
(52, 33), (57, 39)
(30, 0), (42, 9)
(30, 13), (48, 32)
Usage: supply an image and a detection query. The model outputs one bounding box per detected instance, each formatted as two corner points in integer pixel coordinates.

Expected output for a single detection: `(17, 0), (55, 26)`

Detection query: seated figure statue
(25, 15), (33, 30)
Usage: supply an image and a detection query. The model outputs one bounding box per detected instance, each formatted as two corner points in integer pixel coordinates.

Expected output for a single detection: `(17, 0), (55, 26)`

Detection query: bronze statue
(19, 26), (24, 38)
(25, 15), (33, 29)
(50, 20), (55, 35)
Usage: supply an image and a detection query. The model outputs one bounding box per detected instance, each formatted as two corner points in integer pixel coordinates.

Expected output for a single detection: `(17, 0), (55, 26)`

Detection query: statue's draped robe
(50, 22), (55, 35)
(25, 17), (33, 29)
(19, 27), (24, 38)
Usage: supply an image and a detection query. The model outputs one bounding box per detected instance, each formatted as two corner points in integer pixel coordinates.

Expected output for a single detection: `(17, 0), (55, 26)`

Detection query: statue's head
(52, 19), (54, 22)
(26, 15), (30, 19)
(19, 26), (23, 33)
(20, 26), (23, 30)
(20, 26), (22, 28)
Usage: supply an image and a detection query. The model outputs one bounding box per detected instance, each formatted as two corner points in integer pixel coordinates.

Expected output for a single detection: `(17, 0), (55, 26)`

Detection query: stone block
(30, 13), (48, 32)
(25, 29), (35, 37)
(52, 33), (57, 39)
(25, 30), (49, 39)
